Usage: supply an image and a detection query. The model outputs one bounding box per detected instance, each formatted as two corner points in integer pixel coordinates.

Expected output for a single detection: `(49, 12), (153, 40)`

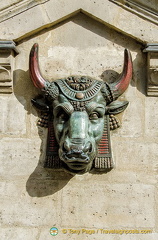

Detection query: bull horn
(110, 49), (132, 99)
(29, 43), (47, 89)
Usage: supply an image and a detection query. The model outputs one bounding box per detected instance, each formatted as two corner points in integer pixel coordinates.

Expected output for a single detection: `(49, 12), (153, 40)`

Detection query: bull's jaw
(58, 144), (96, 174)
(62, 161), (93, 174)
(60, 157), (94, 174)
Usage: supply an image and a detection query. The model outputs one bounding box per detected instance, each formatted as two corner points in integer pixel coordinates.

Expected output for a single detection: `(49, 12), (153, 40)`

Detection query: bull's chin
(60, 155), (93, 174)
(62, 161), (93, 174)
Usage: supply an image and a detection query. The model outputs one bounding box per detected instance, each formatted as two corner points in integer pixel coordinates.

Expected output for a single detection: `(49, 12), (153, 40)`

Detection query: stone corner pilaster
(0, 41), (18, 94)
(143, 43), (158, 96)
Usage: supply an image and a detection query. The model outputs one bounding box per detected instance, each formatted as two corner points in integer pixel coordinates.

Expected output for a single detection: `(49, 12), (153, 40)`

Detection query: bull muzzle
(62, 139), (93, 170)
(63, 139), (92, 160)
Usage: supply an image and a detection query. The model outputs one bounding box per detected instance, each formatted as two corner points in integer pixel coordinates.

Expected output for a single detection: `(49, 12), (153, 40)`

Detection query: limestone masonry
(0, 0), (158, 240)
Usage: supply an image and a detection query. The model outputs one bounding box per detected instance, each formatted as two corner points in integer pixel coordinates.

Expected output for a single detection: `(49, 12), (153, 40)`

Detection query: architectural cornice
(0, 41), (19, 54)
(0, 0), (158, 45)
(143, 44), (158, 53)
(0, 0), (49, 23)
(110, 0), (158, 25)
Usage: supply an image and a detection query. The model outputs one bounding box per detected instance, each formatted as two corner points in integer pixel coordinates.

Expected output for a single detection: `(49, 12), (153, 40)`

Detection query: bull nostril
(84, 141), (92, 153)
(89, 144), (92, 153)
(71, 138), (85, 144)
(63, 141), (70, 152)
(63, 139), (92, 154)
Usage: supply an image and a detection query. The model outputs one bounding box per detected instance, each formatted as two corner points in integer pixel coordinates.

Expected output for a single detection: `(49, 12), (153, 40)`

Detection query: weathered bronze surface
(29, 43), (132, 174)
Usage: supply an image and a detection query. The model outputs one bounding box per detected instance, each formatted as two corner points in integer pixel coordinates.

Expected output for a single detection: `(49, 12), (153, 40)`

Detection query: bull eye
(89, 112), (100, 120)
(57, 110), (69, 123)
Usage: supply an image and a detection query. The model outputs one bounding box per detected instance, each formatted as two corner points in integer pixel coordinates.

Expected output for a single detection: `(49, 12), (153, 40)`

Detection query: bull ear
(106, 101), (129, 115)
(31, 98), (49, 112)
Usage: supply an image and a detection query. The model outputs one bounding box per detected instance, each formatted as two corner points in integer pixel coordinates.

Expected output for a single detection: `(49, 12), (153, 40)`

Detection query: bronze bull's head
(29, 43), (132, 174)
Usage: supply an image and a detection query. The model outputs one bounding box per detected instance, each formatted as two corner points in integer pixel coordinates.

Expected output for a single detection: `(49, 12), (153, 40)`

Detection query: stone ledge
(0, 41), (18, 54)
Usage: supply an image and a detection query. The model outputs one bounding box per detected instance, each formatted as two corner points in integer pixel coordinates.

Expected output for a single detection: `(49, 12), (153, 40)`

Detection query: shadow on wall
(13, 69), (73, 197)
(25, 127), (73, 197)
(13, 69), (39, 117)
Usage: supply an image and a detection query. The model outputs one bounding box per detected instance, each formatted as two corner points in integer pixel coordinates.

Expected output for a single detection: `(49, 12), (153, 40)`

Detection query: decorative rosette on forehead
(65, 76), (94, 90)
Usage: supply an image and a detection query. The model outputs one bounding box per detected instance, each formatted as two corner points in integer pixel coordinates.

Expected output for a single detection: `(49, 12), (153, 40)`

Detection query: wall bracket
(143, 43), (158, 96)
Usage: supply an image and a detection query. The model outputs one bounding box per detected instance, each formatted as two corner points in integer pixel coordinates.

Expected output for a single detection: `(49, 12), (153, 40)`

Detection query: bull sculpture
(29, 43), (132, 174)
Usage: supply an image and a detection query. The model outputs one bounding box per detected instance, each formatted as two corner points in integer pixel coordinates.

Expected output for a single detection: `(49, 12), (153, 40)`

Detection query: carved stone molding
(143, 44), (158, 96)
(0, 41), (18, 94)
(110, 0), (158, 25)
(0, 0), (49, 23)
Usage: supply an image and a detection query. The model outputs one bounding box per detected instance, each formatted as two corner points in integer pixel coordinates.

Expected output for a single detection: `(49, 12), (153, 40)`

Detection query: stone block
(145, 97), (158, 137)
(112, 140), (158, 173)
(116, 233), (158, 240)
(155, 186), (158, 233)
(0, 179), (27, 199)
(89, 169), (157, 185)
(61, 182), (155, 229)
(0, 138), (41, 179)
(113, 96), (144, 138)
(0, 177), (64, 200)
(1, 3), (47, 40)
(0, 96), (26, 135)
(0, 182), (61, 227)
(1, 227), (39, 240)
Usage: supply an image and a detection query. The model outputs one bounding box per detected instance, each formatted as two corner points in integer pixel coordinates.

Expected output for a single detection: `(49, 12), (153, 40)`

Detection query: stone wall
(0, 1), (158, 239)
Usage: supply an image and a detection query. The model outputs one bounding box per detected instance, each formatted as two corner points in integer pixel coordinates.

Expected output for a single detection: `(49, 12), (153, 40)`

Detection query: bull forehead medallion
(29, 43), (132, 174)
